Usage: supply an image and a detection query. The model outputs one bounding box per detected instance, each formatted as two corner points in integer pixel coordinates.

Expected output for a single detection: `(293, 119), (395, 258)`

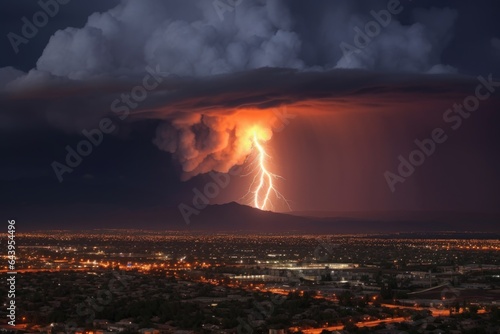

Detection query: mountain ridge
(16, 201), (500, 233)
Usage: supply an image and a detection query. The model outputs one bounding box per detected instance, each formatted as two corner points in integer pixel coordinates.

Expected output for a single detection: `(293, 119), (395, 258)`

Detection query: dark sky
(1, 0), (500, 230)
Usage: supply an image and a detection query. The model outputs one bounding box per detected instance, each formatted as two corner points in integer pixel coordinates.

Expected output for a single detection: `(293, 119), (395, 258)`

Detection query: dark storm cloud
(1, 0), (500, 216)
(0, 0), (464, 85)
(1, 66), (495, 180)
(0, 67), (481, 134)
(0, 0), (491, 133)
(0, 0), (120, 71)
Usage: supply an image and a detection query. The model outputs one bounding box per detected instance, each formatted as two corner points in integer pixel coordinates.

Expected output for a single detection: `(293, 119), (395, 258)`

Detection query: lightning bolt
(249, 131), (291, 211)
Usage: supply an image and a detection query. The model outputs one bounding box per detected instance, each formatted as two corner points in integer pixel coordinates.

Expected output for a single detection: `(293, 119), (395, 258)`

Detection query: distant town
(1, 231), (499, 334)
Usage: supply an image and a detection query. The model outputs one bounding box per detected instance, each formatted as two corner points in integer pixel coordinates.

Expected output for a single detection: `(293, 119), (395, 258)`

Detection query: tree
(469, 305), (479, 315)
(343, 322), (359, 332)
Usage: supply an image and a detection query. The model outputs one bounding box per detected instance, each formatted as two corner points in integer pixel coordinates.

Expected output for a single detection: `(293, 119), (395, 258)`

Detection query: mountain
(20, 201), (500, 234)
(186, 203), (500, 233)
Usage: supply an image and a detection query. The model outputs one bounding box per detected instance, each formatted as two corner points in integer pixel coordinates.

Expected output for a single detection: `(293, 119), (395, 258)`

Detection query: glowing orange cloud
(154, 106), (293, 211)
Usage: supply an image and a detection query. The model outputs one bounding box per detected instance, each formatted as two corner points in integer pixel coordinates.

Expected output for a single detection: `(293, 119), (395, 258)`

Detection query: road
(381, 303), (486, 317)
(302, 317), (408, 334)
(0, 324), (28, 330)
(381, 303), (451, 317)
(0, 267), (92, 273)
(301, 303), (487, 333)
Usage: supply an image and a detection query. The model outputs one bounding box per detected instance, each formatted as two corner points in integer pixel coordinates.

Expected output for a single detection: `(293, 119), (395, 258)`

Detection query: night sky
(1, 0), (500, 230)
